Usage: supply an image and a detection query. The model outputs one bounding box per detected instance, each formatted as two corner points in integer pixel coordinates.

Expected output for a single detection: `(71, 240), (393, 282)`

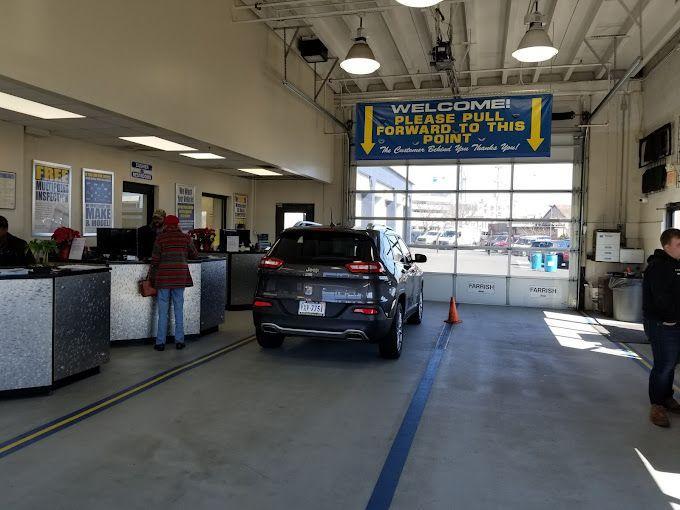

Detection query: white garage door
(350, 139), (582, 309)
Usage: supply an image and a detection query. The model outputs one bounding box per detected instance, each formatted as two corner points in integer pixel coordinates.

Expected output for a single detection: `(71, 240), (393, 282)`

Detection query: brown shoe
(664, 397), (680, 415)
(650, 405), (671, 428)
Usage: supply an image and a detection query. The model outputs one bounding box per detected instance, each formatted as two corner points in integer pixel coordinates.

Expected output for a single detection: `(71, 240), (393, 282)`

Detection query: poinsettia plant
(51, 227), (81, 248)
(189, 228), (216, 252)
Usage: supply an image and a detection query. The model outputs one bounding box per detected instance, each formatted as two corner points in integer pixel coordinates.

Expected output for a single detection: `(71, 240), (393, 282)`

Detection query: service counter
(107, 257), (226, 342)
(0, 267), (111, 392)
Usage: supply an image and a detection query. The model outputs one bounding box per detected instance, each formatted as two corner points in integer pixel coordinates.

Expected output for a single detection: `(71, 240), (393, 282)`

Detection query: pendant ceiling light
(512, 1), (558, 63)
(395, 0), (443, 7)
(340, 18), (380, 75)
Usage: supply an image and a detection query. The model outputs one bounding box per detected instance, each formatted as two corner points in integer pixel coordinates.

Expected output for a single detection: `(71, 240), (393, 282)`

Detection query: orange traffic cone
(445, 297), (462, 324)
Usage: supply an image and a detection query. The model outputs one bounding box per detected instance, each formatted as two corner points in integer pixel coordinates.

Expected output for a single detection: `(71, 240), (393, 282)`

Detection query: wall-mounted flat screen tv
(639, 123), (672, 167)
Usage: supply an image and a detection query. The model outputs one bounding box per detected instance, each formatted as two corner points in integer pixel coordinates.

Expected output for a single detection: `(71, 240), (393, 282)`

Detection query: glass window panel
(408, 165), (457, 190)
(121, 192), (147, 228)
(514, 163), (573, 190)
(673, 210), (680, 229)
(459, 193), (510, 218)
(354, 192), (406, 218)
(404, 220), (455, 273)
(510, 222), (571, 279)
(356, 166), (407, 191)
(512, 193), (572, 220)
(456, 221), (509, 248)
(408, 193), (456, 218)
(460, 164), (511, 190)
(457, 249), (509, 276)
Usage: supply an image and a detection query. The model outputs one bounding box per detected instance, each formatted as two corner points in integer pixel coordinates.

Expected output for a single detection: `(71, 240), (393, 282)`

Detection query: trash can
(531, 252), (543, 270)
(544, 253), (558, 272)
(609, 277), (643, 322)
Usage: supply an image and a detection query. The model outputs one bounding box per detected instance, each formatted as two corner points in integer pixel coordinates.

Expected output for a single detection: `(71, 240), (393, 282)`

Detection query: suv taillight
(259, 257), (284, 269)
(345, 261), (384, 274)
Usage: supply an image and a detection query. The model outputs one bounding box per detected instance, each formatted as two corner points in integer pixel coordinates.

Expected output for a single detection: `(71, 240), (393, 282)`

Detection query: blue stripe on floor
(366, 323), (453, 510)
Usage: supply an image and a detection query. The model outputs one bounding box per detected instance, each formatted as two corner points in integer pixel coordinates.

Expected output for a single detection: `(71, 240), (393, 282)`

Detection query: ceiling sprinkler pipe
(589, 56), (642, 121)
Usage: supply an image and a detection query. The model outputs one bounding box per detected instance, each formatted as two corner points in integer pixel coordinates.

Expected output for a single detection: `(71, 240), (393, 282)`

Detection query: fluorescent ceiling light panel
(181, 152), (226, 160)
(119, 136), (197, 151)
(0, 91), (84, 119)
(239, 168), (282, 176)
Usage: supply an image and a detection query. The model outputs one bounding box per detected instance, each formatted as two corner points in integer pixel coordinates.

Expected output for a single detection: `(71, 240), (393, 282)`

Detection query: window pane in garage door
(409, 165), (457, 190)
(355, 166), (407, 191)
(460, 164), (511, 190)
(459, 193), (511, 218)
(513, 163), (573, 190)
(457, 221), (509, 247)
(512, 193), (573, 219)
(355, 192), (406, 218)
(510, 222), (572, 279)
(406, 220), (455, 273)
(408, 193), (457, 218)
(457, 249), (509, 276)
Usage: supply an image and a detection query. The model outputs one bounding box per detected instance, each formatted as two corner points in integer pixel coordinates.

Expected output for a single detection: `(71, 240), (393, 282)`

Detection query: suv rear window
(271, 230), (377, 264)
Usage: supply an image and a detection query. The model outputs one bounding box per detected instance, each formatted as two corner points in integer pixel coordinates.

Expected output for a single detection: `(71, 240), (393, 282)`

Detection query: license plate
(298, 301), (326, 316)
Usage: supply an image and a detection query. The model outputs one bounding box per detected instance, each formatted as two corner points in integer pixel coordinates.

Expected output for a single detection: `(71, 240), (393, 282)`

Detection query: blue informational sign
(355, 94), (552, 161)
(83, 169), (114, 236)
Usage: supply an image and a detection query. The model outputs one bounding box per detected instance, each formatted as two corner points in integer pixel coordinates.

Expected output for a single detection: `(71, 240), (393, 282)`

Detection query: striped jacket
(150, 226), (198, 289)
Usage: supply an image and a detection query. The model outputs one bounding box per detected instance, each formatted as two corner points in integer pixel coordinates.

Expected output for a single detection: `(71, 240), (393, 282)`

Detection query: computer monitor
(97, 228), (138, 258)
(237, 229), (251, 248)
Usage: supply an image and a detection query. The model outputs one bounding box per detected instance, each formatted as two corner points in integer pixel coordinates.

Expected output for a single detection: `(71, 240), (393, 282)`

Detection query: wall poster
(234, 193), (247, 227)
(82, 168), (114, 236)
(176, 183), (196, 232)
(32, 160), (72, 237)
(0, 171), (16, 209)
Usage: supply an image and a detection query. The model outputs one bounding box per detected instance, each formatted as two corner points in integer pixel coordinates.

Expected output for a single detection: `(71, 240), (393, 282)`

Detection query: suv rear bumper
(253, 304), (393, 342)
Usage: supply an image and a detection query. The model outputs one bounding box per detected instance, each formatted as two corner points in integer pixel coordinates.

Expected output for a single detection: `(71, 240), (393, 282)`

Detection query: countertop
(0, 266), (110, 280)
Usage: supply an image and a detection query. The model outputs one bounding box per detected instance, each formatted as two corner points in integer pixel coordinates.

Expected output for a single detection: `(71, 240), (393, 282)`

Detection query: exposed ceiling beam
(594, 0), (650, 79)
(532, 0), (558, 82)
(562, 0), (605, 81)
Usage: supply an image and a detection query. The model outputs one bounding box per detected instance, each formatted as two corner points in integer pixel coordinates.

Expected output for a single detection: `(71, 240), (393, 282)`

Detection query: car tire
(256, 332), (284, 349)
(379, 303), (404, 359)
(407, 289), (423, 325)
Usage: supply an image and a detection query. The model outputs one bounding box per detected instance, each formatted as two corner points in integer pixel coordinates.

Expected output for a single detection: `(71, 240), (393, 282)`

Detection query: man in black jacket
(0, 215), (35, 266)
(643, 228), (680, 427)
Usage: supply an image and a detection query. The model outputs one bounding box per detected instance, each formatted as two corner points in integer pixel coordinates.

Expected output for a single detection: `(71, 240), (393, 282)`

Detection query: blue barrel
(545, 253), (558, 272)
(530, 252), (543, 270)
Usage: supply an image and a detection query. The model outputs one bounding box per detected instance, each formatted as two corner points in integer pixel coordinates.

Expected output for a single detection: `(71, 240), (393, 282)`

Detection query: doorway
(201, 193), (229, 248)
(275, 203), (315, 237)
(122, 182), (155, 228)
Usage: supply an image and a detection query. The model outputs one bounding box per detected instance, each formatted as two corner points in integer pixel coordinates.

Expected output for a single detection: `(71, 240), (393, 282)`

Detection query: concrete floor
(0, 304), (679, 509)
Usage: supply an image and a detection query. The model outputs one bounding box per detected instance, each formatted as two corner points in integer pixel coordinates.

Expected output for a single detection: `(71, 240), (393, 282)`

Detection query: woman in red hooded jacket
(150, 214), (198, 351)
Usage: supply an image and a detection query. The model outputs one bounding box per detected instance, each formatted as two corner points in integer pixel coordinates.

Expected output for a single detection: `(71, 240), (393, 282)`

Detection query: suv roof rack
(293, 221), (323, 228)
(361, 223), (394, 232)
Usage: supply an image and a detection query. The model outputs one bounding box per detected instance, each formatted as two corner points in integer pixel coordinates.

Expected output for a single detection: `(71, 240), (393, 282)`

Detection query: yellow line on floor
(0, 335), (255, 456)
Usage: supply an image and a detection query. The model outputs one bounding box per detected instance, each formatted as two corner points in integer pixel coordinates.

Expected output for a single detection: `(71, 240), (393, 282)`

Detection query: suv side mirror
(414, 254), (427, 263)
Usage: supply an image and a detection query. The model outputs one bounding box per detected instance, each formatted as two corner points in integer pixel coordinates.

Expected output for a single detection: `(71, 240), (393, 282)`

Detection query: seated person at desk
(0, 215), (35, 266)
(137, 209), (166, 259)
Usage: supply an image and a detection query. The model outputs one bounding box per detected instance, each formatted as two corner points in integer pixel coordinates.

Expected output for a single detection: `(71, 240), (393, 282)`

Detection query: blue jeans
(644, 319), (680, 405)
(156, 288), (185, 345)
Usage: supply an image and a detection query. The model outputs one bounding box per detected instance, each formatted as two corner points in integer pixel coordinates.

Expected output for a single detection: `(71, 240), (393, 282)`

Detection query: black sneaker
(176, 342), (186, 350)
(154, 344), (165, 351)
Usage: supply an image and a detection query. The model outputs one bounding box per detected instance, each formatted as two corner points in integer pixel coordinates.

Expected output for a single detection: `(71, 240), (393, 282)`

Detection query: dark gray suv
(252, 225), (427, 359)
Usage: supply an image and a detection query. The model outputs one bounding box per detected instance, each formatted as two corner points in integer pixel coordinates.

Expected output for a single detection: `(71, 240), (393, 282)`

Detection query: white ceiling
(0, 75), (308, 180)
(237, 0), (680, 102)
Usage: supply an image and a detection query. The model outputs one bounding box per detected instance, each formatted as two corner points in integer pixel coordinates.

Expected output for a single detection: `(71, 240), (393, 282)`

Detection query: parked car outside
(511, 235), (551, 256)
(436, 229), (458, 246)
(252, 225), (427, 359)
(416, 229), (441, 245)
